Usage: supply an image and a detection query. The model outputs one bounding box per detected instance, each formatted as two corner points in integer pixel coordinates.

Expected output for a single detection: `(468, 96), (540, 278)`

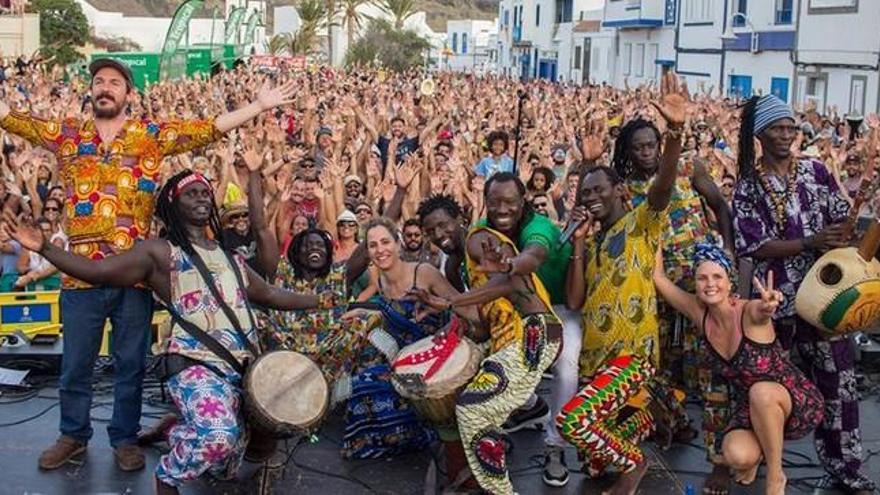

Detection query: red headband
(170, 173), (211, 201)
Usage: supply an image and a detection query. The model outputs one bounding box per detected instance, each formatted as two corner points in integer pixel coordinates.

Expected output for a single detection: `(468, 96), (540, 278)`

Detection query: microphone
(559, 217), (586, 245)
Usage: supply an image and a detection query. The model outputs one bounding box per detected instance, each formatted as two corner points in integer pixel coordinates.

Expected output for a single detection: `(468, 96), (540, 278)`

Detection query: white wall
(795, 0), (880, 114)
(76, 0), (267, 54)
(446, 19), (497, 73)
(724, 50), (793, 99)
(614, 28), (675, 87)
(569, 31), (616, 84)
(0, 13), (39, 57)
(77, 0), (227, 52)
(676, 51), (722, 91)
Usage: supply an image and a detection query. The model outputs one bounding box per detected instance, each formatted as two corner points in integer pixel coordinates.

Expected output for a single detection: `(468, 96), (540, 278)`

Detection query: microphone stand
(513, 90), (527, 175)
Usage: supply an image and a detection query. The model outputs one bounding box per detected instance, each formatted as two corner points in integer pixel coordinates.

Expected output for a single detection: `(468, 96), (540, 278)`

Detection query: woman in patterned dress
(653, 243), (824, 495)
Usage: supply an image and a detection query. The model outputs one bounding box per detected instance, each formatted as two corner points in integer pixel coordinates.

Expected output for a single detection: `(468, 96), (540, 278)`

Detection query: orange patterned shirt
(0, 110), (223, 288)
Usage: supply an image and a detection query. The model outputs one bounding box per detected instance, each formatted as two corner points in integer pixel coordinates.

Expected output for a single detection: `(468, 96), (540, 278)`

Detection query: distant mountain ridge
(79, 0), (498, 31)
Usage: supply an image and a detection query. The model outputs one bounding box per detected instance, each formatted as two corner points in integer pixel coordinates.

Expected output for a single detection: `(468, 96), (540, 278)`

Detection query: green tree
(294, 0), (327, 55)
(345, 19), (429, 72)
(379, 0), (418, 29)
(265, 33), (290, 55)
(340, 0), (369, 50)
(29, 0), (89, 65)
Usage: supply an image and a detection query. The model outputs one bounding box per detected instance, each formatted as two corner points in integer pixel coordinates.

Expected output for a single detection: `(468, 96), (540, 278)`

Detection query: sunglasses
(532, 202), (548, 208)
(301, 162), (316, 168)
(355, 208), (372, 215)
(44, 206), (60, 212)
(229, 213), (249, 221)
(338, 221), (358, 228)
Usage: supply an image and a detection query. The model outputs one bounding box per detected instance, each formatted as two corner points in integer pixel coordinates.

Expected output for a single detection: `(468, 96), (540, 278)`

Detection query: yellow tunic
(579, 202), (668, 377)
(465, 226), (556, 354)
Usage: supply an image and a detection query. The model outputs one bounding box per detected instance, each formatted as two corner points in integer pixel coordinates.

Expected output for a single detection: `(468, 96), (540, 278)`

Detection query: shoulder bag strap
(185, 246), (260, 358)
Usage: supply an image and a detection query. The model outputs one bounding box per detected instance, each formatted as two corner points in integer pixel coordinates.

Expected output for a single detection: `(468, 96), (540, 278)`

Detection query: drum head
(248, 351), (328, 428)
(394, 335), (481, 398)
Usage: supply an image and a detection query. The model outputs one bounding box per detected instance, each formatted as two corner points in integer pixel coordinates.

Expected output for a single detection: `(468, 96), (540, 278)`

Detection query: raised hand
(580, 119), (606, 162)
(753, 271), (784, 317)
(241, 141), (264, 173)
(380, 174), (397, 204)
(396, 154), (422, 189)
(475, 236), (511, 274)
(256, 80), (297, 111)
(2, 212), (44, 253)
(651, 72), (688, 128)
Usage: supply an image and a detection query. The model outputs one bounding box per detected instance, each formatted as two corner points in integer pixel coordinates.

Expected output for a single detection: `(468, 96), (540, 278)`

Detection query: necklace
(755, 157), (798, 231)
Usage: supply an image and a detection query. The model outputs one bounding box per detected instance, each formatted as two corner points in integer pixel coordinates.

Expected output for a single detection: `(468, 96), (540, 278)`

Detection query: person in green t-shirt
(473, 172), (583, 485)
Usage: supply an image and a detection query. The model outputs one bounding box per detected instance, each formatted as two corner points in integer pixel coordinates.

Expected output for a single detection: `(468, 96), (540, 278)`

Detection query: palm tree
(325, 0), (340, 65)
(339, 0), (368, 51)
(294, 0), (327, 55)
(266, 33), (290, 55)
(379, 0), (418, 30)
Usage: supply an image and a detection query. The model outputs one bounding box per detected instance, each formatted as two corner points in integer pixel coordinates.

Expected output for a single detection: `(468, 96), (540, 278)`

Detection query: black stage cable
(286, 438), (379, 494)
(0, 402), (58, 428)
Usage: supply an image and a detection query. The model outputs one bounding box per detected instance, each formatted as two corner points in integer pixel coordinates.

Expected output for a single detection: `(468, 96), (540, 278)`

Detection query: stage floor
(1, 374), (878, 494)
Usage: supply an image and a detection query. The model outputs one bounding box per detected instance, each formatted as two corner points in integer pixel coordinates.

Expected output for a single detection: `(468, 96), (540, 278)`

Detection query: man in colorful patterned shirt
(733, 94), (873, 494)
(0, 58), (299, 473)
(556, 72), (686, 495)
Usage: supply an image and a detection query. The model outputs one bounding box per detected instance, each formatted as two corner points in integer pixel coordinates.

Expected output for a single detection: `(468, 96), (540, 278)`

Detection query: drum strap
(153, 245), (260, 377)
(160, 304), (247, 376)
(186, 246), (260, 359)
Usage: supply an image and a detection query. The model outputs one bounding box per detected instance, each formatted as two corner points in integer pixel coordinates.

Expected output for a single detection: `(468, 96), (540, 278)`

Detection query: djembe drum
(391, 318), (483, 427)
(796, 220), (880, 338)
(244, 351), (329, 438)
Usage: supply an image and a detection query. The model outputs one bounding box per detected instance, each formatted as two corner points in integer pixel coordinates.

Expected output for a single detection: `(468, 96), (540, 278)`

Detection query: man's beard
(405, 242), (421, 252)
(93, 98), (125, 119)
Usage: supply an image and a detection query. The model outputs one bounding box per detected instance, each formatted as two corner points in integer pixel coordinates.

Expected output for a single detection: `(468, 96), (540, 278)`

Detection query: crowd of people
(1, 52), (879, 495)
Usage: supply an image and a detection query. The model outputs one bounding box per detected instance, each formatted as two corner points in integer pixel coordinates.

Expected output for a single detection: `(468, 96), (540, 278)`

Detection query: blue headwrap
(693, 242), (733, 276)
(753, 94), (794, 136)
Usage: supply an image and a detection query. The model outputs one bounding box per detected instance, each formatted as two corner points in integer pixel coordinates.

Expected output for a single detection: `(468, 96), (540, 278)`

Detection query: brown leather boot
(114, 444), (145, 471)
(137, 413), (178, 446)
(38, 436), (87, 470)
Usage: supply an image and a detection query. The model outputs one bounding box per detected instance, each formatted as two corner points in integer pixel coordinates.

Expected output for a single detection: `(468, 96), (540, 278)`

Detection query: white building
(495, 0), (604, 81)
(675, 0), (725, 92)
(794, 0), (879, 114)
(719, 0), (797, 102)
(602, 0), (677, 87)
(567, 18), (616, 84)
(444, 19), (498, 74)
(76, 0), (267, 53)
(0, 13), (39, 57)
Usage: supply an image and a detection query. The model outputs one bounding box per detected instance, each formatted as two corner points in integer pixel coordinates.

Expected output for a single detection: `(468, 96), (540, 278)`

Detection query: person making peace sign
(653, 243), (824, 495)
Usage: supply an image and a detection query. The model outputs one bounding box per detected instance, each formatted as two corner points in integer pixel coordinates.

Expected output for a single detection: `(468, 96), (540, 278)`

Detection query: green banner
(244, 10), (260, 45)
(159, 0), (204, 80)
(225, 7), (247, 45)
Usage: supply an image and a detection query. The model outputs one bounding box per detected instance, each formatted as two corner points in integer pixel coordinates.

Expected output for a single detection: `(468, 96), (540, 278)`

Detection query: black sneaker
(542, 446), (569, 487)
(502, 396), (550, 433)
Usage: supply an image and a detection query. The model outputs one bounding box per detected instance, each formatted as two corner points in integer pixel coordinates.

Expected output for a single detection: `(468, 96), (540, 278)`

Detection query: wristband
(504, 258), (514, 274)
(666, 127), (684, 140)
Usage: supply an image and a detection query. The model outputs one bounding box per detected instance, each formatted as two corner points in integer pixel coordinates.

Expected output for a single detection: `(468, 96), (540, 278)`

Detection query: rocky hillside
(80, 0), (498, 32)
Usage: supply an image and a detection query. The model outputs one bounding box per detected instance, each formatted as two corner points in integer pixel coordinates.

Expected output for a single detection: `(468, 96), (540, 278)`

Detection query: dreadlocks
(737, 96), (760, 179)
(417, 194), (463, 223)
(286, 228), (334, 280)
(611, 118), (661, 180)
(155, 170), (225, 255)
